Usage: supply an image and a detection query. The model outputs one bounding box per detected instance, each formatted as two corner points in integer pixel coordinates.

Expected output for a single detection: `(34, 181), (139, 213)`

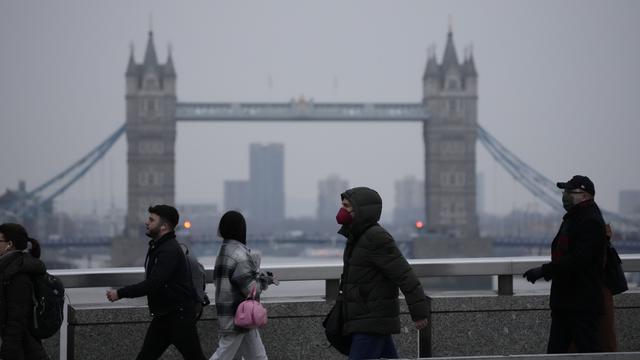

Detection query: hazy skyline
(1, 1), (639, 221)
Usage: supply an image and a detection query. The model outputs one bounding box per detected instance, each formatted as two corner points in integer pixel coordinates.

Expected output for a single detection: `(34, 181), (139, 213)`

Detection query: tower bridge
(114, 28), (481, 265)
(4, 28), (638, 266)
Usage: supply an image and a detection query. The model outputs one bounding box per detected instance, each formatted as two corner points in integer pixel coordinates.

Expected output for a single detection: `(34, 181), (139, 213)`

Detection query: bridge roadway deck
(174, 102), (430, 122)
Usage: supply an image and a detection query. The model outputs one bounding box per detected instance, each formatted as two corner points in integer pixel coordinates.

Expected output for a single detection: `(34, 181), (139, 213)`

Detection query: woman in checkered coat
(209, 211), (268, 360)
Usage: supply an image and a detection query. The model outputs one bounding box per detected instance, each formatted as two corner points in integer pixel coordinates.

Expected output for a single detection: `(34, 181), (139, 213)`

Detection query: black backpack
(179, 243), (210, 318)
(29, 272), (65, 339)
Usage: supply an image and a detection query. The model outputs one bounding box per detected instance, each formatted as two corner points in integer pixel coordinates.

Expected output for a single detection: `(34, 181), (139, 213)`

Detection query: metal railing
(51, 255), (640, 299)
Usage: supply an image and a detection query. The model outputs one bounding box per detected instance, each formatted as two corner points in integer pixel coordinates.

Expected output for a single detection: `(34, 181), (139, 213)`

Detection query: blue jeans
(349, 333), (398, 360)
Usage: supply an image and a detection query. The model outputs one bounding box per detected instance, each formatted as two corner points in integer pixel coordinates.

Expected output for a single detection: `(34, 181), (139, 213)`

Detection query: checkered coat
(213, 239), (261, 333)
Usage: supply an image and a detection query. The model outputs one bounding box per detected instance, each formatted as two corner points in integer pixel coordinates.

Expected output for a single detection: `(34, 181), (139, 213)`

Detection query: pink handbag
(234, 284), (267, 329)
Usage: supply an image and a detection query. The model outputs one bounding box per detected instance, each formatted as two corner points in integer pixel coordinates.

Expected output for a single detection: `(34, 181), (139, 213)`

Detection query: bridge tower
(420, 28), (488, 257)
(113, 31), (177, 266)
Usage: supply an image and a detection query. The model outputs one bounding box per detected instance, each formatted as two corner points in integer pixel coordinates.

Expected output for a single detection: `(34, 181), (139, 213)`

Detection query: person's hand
(258, 271), (280, 289)
(605, 223), (613, 239)
(106, 289), (120, 302)
(414, 318), (429, 330)
(523, 267), (544, 284)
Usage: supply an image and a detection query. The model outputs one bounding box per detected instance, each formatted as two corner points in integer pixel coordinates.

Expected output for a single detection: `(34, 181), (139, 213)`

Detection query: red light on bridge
(415, 221), (424, 229)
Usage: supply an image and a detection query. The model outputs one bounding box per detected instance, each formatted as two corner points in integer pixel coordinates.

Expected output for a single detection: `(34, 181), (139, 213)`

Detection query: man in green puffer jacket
(336, 187), (429, 360)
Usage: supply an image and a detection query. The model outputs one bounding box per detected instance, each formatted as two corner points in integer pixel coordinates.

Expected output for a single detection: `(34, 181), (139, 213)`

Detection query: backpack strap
(30, 278), (39, 331)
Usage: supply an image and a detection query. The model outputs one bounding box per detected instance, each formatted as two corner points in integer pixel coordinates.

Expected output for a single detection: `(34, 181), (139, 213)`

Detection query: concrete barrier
(429, 292), (640, 356)
(65, 300), (421, 360)
(60, 291), (640, 359)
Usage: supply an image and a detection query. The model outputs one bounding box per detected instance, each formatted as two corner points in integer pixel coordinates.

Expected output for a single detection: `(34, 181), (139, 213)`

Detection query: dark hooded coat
(0, 251), (49, 360)
(338, 187), (429, 335)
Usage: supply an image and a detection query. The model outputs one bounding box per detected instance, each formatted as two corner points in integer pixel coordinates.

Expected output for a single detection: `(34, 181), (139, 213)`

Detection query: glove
(258, 271), (280, 290)
(523, 266), (544, 284)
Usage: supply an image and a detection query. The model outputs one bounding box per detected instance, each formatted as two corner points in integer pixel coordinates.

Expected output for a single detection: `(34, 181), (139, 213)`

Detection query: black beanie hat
(148, 205), (180, 229)
(218, 210), (247, 244)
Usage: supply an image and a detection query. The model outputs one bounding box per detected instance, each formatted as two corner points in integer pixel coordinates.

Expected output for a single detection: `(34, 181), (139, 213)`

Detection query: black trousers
(136, 308), (207, 360)
(547, 309), (601, 353)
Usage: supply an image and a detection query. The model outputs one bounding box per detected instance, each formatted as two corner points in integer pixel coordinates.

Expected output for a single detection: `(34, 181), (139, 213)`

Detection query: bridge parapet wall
(65, 300), (418, 360)
(430, 292), (640, 357)
(60, 291), (640, 360)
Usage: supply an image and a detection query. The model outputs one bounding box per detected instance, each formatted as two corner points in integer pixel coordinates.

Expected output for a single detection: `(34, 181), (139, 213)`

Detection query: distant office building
(619, 190), (640, 218)
(224, 180), (250, 214)
(317, 175), (349, 221)
(393, 175), (425, 226)
(249, 143), (285, 225)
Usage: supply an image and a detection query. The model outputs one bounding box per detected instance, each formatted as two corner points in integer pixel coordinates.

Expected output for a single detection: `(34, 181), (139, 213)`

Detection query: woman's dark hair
(218, 211), (247, 244)
(0, 223), (42, 259)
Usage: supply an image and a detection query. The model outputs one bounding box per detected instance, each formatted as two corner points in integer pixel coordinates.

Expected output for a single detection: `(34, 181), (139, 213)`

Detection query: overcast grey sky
(1, 0), (639, 220)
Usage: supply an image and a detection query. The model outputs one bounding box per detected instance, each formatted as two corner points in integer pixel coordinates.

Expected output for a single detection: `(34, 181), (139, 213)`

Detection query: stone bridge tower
(112, 31), (177, 266)
(420, 29), (488, 257)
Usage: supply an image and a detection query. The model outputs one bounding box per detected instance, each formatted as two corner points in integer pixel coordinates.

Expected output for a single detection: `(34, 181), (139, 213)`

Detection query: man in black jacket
(524, 175), (607, 353)
(336, 187), (429, 360)
(107, 205), (206, 360)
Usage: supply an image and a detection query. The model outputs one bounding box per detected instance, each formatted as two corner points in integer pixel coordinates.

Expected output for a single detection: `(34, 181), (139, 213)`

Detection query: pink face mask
(336, 207), (353, 225)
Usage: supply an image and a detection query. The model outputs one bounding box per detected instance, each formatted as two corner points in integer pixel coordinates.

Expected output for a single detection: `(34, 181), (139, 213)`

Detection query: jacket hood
(0, 251), (46, 279)
(340, 187), (382, 238)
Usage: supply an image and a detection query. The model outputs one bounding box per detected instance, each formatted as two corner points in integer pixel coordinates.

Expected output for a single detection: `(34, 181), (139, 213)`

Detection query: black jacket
(118, 232), (194, 316)
(541, 200), (607, 312)
(0, 251), (49, 360)
(339, 187), (429, 335)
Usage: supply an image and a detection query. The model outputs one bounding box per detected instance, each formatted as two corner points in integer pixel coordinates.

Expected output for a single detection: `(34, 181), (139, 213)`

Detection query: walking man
(107, 205), (206, 360)
(524, 175), (607, 353)
(336, 187), (429, 359)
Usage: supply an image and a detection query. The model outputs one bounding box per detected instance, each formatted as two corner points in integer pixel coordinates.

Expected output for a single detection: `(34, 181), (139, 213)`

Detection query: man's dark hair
(148, 205), (180, 229)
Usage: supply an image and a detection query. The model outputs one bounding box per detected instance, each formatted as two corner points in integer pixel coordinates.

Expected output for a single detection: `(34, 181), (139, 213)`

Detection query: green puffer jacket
(339, 187), (429, 335)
